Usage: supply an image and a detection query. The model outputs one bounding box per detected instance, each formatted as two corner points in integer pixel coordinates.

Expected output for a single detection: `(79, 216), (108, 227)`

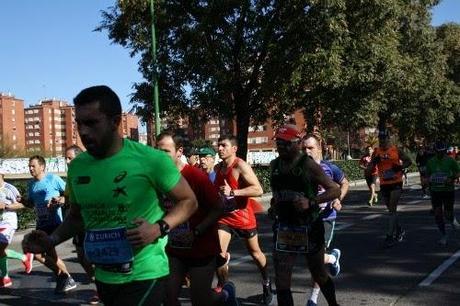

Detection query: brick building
(0, 93), (26, 151)
(24, 99), (82, 155)
(119, 112), (139, 141)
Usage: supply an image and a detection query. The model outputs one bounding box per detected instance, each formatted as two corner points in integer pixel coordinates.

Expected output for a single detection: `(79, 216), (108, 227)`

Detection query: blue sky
(0, 0), (459, 112)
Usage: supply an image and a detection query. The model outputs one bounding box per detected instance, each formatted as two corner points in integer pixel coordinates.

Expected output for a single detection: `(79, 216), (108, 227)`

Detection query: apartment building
(24, 99), (82, 155)
(0, 93), (26, 151)
(119, 112), (139, 141)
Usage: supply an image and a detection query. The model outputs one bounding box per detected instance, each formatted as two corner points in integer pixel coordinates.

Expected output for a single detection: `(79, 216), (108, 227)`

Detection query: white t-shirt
(0, 182), (21, 229)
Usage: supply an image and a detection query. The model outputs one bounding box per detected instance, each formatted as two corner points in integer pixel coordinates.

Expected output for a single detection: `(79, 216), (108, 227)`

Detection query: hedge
(254, 158), (418, 194)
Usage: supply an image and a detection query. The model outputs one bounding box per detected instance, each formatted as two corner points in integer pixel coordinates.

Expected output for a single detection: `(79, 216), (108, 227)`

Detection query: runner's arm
(398, 149), (412, 169)
(48, 202), (84, 246)
(162, 176), (198, 230)
(306, 158), (340, 203)
(231, 161), (263, 197)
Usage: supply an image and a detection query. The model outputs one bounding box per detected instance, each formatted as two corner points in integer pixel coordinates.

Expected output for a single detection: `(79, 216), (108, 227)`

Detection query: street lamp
(150, 0), (160, 137)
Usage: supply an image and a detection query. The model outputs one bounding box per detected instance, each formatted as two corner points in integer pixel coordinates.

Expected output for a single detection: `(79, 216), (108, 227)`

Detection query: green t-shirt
(67, 139), (180, 284)
(426, 156), (460, 192)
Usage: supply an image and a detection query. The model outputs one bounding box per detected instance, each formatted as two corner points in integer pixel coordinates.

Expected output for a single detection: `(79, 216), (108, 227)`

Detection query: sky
(1, 0), (459, 112)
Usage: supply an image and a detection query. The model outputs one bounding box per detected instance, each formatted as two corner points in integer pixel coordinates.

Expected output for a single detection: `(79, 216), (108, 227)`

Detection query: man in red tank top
(214, 135), (274, 305)
(368, 129), (412, 247)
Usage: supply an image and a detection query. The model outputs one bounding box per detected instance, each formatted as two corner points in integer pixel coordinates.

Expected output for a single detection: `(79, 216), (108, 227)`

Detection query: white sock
(309, 287), (320, 303)
(326, 253), (336, 264)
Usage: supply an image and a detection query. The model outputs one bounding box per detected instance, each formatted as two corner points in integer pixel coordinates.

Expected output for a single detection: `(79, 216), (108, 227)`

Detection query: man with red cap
(270, 124), (341, 306)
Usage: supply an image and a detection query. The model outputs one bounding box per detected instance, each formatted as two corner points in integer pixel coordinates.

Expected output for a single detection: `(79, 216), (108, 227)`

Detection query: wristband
(229, 190), (235, 197)
(156, 219), (170, 238)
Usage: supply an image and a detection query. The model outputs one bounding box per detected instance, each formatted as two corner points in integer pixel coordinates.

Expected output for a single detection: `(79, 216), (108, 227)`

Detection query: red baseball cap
(274, 125), (301, 141)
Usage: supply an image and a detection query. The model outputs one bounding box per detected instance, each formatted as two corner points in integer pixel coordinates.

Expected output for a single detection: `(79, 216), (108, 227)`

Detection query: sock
(6, 249), (25, 261)
(0, 256), (8, 277)
(309, 287), (320, 303)
(326, 253), (336, 264)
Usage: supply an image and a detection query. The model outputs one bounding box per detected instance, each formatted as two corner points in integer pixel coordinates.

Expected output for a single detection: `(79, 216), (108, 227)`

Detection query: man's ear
(112, 114), (122, 131)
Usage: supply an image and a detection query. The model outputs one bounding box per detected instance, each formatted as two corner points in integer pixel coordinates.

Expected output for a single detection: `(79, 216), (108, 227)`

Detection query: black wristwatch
(156, 219), (170, 238)
(229, 190), (235, 197)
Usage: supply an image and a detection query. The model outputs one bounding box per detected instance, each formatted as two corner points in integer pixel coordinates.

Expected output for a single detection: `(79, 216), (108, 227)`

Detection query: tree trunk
(234, 96), (250, 160)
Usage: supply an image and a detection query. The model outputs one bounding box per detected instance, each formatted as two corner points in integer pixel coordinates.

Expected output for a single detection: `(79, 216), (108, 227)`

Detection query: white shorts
(0, 223), (16, 244)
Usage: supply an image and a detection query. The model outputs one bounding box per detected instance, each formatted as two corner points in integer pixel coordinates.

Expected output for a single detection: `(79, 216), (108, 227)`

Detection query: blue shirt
(319, 161), (345, 221)
(28, 173), (65, 229)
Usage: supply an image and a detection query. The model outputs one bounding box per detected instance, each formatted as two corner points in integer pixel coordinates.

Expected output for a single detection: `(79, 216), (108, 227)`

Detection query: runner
(359, 146), (378, 206)
(65, 145), (99, 304)
(214, 135), (274, 305)
(302, 134), (349, 306)
(368, 129), (412, 247)
(199, 147), (218, 182)
(157, 132), (239, 306)
(26, 155), (77, 293)
(0, 167), (34, 288)
(22, 85), (198, 306)
(425, 141), (460, 246)
(271, 125), (341, 306)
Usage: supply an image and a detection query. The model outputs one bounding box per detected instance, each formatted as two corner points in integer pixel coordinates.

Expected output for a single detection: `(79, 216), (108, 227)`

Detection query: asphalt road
(1, 176), (460, 306)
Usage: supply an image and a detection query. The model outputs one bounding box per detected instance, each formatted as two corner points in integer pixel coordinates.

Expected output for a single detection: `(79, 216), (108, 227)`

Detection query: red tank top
(214, 158), (257, 229)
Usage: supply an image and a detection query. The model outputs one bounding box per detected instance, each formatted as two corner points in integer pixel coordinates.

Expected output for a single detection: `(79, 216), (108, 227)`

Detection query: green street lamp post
(150, 0), (160, 137)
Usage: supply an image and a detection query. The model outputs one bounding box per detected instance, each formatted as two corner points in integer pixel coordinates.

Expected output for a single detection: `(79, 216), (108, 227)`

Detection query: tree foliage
(97, 0), (459, 156)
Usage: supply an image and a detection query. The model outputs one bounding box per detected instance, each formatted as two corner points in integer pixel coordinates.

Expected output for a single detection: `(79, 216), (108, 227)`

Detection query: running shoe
(452, 218), (460, 230)
(374, 195), (379, 204)
(367, 199), (373, 207)
(262, 280), (275, 305)
(213, 285), (223, 293)
(329, 249), (341, 277)
(55, 274), (77, 294)
(396, 228), (405, 242)
(438, 235), (447, 246)
(222, 281), (239, 306)
(384, 235), (397, 248)
(89, 290), (100, 305)
(0, 276), (12, 288)
(306, 300), (317, 306)
(422, 194), (431, 200)
(22, 252), (34, 274)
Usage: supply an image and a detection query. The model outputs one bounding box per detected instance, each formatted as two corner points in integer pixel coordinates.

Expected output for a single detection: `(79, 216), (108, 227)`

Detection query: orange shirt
(373, 145), (403, 185)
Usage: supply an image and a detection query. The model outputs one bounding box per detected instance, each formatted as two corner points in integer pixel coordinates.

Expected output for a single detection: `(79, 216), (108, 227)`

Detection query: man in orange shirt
(368, 129), (412, 247)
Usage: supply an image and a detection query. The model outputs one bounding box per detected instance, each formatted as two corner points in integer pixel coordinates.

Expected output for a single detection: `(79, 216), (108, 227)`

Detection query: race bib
(168, 222), (194, 249)
(382, 169), (396, 180)
(431, 173), (448, 184)
(84, 227), (133, 274)
(275, 223), (309, 253)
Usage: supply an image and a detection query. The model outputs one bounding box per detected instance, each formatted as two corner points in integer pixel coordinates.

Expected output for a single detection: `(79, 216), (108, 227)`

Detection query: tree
(98, 1), (316, 158)
(289, 0), (458, 144)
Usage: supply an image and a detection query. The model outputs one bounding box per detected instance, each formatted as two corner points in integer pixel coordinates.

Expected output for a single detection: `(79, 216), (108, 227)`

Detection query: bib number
(84, 227), (133, 274)
(431, 173), (448, 184)
(169, 222), (194, 249)
(382, 169), (396, 180)
(275, 223), (309, 253)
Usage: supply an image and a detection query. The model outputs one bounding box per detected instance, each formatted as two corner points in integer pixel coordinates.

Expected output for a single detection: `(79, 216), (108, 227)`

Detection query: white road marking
(418, 249), (460, 286)
(362, 214), (382, 220)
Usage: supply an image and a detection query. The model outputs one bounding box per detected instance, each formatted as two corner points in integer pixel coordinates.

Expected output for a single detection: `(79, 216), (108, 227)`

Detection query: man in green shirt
(23, 85), (198, 306)
(425, 141), (460, 246)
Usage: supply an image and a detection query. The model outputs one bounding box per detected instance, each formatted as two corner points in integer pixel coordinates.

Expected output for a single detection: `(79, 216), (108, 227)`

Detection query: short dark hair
(157, 131), (189, 150)
(218, 135), (238, 146)
(65, 145), (83, 155)
(29, 155), (46, 167)
(73, 85), (122, 118)
(302, 134), (321, 146)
